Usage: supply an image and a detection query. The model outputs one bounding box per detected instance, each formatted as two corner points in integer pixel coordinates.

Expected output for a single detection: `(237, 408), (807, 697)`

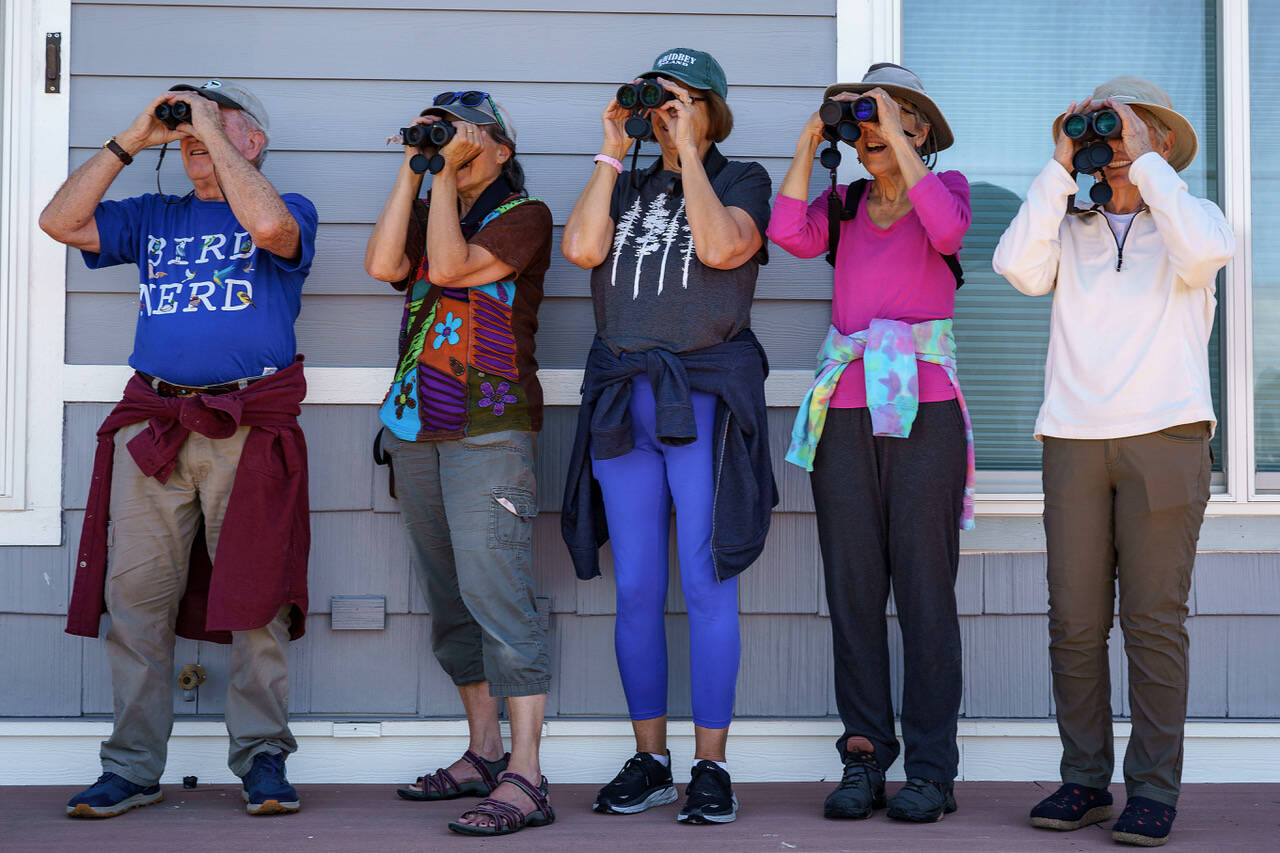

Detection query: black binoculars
(819, 96), (878, 144)
(401, 121), (456, 150)
(1063, 108), (1121, 203)
(616, 81), (674, 139)
(399, 120), (457, 176)
(154, 100), (191, 130)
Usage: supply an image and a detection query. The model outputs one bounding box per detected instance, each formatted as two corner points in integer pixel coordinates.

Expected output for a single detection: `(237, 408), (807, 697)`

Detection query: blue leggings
(591, 375), (740, 729)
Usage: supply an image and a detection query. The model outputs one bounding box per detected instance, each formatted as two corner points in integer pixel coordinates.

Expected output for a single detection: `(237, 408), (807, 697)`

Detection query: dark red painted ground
(3, 782), (1276, 852)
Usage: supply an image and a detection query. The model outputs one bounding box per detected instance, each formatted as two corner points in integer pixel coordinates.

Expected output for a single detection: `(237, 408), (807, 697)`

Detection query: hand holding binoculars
(616, 81), (675, 139)
(154, 100), (191, 131)
(1063, 108), (1120, 204)
(399, 121), (457, 175)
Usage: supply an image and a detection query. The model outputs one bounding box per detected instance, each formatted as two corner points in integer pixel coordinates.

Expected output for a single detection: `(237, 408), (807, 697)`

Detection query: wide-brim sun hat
(1051, 76), (1197, 172)
(823, 62), (953, 153)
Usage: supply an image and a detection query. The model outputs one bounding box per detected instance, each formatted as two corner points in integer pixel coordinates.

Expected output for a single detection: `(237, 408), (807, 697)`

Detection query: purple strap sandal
(396, 750), (509, 801)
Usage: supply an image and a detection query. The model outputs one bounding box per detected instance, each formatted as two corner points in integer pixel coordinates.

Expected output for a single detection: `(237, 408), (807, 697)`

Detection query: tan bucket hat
(1051, 76), (1197, 172)
(824, 62), (954, 153)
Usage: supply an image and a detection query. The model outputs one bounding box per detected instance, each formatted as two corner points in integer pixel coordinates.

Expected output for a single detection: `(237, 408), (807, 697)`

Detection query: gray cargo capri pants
(382, 429), (550, 697)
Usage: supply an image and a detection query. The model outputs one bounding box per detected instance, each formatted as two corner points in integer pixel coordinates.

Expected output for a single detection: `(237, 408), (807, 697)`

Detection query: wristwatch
(103, 137), (133, 166)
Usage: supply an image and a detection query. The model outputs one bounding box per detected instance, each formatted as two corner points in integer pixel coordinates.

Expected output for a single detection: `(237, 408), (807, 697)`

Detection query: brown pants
(100, 422), (296, 786)
(1042, 422), (1210, 807)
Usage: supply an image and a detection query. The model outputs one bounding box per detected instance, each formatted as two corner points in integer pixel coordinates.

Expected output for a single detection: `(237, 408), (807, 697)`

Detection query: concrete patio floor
(3, 782), (1276, 852)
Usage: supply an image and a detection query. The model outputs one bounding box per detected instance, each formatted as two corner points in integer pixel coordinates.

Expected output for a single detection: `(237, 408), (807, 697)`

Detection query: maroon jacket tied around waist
(66, 357), (311, 643)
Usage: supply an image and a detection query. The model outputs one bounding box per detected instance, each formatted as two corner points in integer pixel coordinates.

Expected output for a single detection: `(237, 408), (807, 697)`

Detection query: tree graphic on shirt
(633, 193), (670, 299)
(658, 198), (687, 295)
(679, 217), (696, 288)
(611, 197), (642, 287)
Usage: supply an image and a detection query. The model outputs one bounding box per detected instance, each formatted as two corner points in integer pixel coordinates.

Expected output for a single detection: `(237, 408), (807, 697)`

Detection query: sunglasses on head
(432, 90), (510, 139)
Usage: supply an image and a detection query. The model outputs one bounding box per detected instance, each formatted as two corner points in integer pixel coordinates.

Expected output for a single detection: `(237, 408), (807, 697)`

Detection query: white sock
(694, 760), (729, 774)
(647, 752), (669, 767)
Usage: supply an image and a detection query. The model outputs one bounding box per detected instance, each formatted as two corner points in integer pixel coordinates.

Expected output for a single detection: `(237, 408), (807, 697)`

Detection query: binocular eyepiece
(154, 100), (191, 130)
(819, 96), (878, 144)
(616, 81), (675, 139)
(398, 120), (458, 176)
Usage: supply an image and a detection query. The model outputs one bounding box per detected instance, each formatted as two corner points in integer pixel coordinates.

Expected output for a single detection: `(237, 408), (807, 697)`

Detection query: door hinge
(45, 33), (61, 94)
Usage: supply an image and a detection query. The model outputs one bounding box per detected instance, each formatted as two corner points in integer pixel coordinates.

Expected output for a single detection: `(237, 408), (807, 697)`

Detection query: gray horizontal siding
(70, 7), (833, 85)
(4, 401), (1276, 719)
(83, 1), (834, 13)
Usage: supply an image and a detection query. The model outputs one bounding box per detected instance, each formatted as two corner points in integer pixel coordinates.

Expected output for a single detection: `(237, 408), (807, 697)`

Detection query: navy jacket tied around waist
(561, 329), (778, 582)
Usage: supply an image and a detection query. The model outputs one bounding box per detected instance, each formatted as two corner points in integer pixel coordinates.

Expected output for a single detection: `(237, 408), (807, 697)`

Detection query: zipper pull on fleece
(1116, 247), (1123, 272)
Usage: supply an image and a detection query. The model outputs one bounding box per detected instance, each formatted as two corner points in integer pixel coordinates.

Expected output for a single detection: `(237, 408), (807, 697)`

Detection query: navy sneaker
(594, 752), (678, 814)
(66, 772), (162, 818)
(886, 777), (957, 822)
(824, 749), (886, 819)
(1030, 782), (1114, 831)
(677, 760), (738, 825)
(1112, 796), (1176, 847)
(240, 751), (300, 815)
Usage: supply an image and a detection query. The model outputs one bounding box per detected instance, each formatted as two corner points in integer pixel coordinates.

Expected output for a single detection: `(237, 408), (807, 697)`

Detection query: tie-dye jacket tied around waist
(786, 318), (976, 530)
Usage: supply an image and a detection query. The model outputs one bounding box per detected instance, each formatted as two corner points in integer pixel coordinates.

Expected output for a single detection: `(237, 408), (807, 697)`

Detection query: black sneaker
(885, 777), (957, 822)
(677, 760), (738, 825)
(593, 752), (677, 814)
(1030, 782), (1114, 831)
(824, 749), (886, 819)
(1112, 796), (1176, 847)
(66, 772), (162, 818)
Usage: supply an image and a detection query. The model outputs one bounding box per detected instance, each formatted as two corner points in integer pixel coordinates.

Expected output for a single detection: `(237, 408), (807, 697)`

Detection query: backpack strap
(825, 179), (867, 268)
(825, 178), (963, 289)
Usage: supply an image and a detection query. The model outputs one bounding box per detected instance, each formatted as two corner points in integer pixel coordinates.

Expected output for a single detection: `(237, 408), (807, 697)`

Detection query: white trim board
(60, 364), (820, 408)
(2, 719), (1278, 786)
(0, 0), (71, 542)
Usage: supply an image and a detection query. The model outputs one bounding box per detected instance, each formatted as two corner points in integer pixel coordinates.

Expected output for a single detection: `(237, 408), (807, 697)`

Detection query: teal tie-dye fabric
(786, 320), (976, 531)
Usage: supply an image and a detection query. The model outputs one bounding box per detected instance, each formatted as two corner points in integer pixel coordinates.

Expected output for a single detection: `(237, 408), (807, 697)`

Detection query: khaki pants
(100, 422), (296, 786)
(1042, 422), (1211, 807)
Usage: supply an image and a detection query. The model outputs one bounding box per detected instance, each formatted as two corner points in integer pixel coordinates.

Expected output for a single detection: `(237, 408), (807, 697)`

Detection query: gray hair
(232, 109), (270, 168)
(1133, 106), (1171, 149)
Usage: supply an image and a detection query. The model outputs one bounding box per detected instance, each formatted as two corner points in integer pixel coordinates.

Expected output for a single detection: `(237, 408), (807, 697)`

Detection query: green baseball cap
(639, 48), (728, 100)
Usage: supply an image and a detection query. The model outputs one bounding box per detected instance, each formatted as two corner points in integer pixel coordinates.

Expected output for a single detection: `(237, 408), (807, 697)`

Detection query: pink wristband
(594, 153), (623, 174)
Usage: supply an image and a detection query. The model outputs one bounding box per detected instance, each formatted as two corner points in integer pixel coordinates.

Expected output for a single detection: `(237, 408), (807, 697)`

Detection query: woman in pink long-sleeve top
(768, 63), (973, 824)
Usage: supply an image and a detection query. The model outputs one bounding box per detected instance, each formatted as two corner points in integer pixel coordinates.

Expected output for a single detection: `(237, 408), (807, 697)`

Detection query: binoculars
(401, 121), (456, 150)
(398, 120), (457, 176)
(819, 96), (878, 144)
(616, 81), (675, 139)
(154, 100), (191, 130)
(1063, 108), (1121, 204)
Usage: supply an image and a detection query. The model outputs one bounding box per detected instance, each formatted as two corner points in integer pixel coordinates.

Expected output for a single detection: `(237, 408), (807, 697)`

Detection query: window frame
(837, 0), (1267, 516)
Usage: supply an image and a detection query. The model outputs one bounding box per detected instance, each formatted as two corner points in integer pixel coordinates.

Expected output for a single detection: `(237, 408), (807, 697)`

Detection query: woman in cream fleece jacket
(993, 77), (1233, 849)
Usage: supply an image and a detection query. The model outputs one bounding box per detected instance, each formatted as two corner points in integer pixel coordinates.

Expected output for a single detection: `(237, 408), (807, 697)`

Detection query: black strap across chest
(825, 177), (964, 289)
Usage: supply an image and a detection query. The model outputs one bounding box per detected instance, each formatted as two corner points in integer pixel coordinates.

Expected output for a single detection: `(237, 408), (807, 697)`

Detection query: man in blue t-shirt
(41, 80), (317, 819)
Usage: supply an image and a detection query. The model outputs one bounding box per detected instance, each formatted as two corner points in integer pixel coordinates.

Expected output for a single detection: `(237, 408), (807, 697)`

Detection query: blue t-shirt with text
(83, 192), (318, 386)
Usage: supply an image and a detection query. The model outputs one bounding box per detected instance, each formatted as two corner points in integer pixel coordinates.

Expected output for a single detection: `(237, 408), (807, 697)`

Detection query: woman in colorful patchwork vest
(560, 48), (775, 825)
(994, 78), (1233, 848)
(768, 63), (973, 823)
(364, 92), (555, 837)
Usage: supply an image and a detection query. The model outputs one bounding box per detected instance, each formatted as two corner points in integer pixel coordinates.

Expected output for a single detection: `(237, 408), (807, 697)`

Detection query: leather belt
(136, 371), (267, 398)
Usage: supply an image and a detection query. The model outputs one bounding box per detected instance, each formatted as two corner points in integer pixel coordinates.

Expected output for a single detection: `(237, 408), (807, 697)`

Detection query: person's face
(853, 97), (930, 178)
(649, 83), (713, 151)
(453, 125), (510, 194)
(180, 104), (264, 181)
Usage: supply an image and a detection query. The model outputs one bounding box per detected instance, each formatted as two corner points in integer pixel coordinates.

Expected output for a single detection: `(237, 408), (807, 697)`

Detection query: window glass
(1252, 2), (1280, 478)
(904, 0), (1223, 475)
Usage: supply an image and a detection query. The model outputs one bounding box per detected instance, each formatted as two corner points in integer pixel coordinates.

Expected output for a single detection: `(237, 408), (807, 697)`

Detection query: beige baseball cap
(169, 79), (270, 130)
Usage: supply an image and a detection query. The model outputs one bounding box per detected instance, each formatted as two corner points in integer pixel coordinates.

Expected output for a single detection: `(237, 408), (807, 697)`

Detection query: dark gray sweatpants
(811, 402), (968, 783)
